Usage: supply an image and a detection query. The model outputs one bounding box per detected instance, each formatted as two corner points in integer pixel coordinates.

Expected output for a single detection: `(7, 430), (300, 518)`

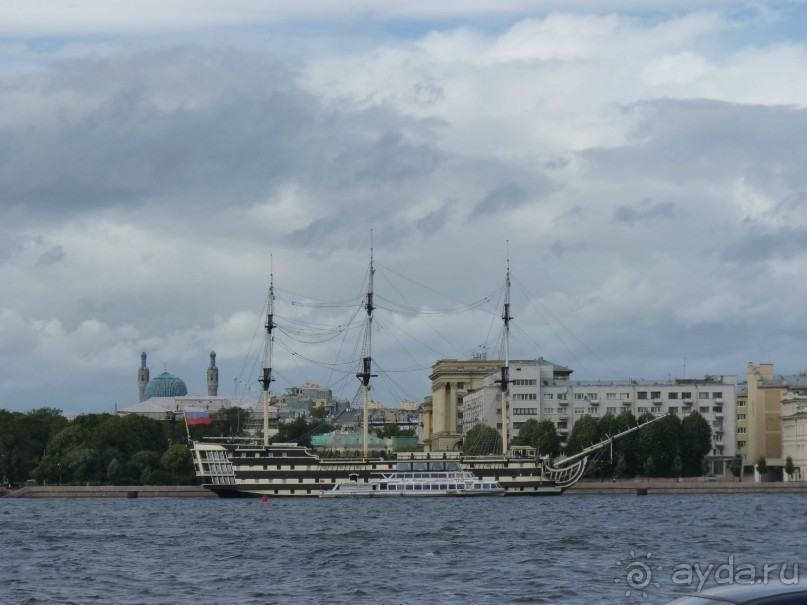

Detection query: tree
(785, 456), (795, 479)
(672, 455), (683, 478)
(161, 444), (196, 484)
(681, 412), (712, 476)
(643, 456), (656, 477)
(514, 419), (560, 457)
(729, 456), (742, 479)
(311, 406), (329, 420)
(462, 424), (502, 456)
(756, 456), (768, 476)
(613, 410), (640, 477)
(614, 455), (627, 479)
(374, 424), (415, 439)
(566, 415), (599, 454)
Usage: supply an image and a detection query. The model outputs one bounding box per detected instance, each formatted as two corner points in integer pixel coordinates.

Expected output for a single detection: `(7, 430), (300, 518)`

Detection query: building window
(575, 393), (586, 400)
(713, 392), (723, 399)
(638, 407), (649, 413)
(681, 392), (692, 400)
(607, 407), (617, 414)
(543, 408), (554, 415)
(638, 392), (648, 400)
(543, 393), (555, 400)
(557, 393), (567, 400)
(651, 407), (661, 414)
(574, 407), (585, 414)
(457, 382), (465, 389)
(669, 407), (678, 414)
(738, 427), (747, 434)
(668, 392), (679, 399)
(651, 391), (661, 399)
(699, 392), (710, 399)
(713, 407), (722, 414)
(737, 413), (746, 420)
(699, 406), (710, 414)
(606, 393), (617, 400)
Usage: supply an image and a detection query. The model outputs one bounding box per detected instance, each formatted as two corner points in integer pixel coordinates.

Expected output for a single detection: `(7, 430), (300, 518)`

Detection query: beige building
(421, 356), (571, 451)
(746, 363), (787, 470)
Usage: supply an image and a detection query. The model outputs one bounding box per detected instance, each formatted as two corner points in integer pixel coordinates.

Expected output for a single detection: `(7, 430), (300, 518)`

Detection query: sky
(2, 1), (807, 416)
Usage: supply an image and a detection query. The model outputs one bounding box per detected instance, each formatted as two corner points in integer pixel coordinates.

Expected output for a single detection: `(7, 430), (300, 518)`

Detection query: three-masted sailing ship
(190, 250), (656, 497)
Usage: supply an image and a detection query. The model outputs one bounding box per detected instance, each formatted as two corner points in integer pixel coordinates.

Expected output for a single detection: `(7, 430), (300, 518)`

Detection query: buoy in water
(262, 495), (268, 503)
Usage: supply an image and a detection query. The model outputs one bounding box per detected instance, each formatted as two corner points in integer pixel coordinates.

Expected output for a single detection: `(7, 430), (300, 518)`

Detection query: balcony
(589, 399), (600, 405)
(558, 400), (569, 406)
(714, 397), (724, 404)
(559, 428), (569, 435)
(559, 414), (569, 421)
(714, 411), (724, 419)
(622, 400), (632, 406)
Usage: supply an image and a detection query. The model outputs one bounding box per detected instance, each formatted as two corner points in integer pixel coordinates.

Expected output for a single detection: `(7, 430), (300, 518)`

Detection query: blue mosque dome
(143, 371), (188, 399)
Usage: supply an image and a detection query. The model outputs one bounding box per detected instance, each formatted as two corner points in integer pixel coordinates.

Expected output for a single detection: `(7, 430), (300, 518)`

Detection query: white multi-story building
(781, 389), (807, 482)
(463, 359), (737, 473)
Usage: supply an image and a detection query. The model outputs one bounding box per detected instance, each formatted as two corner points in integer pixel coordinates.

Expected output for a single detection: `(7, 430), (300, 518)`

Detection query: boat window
(413, 462), (427, 471)
(397, 484), (405, 491)
(406, 484), (414, 490)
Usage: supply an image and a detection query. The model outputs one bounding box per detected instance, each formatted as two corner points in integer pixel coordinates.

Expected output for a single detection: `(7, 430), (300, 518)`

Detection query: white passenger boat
(321, 467), (506, 498)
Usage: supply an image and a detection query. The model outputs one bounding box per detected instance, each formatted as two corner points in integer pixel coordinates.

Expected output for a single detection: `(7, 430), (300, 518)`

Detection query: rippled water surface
(2, 494), (805, 604)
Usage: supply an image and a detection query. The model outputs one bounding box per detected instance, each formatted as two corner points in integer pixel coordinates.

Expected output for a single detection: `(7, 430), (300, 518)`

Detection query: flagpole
(183, 405), (191, 440)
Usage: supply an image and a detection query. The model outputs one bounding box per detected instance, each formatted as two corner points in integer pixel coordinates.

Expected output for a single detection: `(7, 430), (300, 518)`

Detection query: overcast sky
(2, 1), (807, 416)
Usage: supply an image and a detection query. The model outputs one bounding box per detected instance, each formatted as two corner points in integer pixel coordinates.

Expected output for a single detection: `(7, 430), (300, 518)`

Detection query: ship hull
(191, 442), (586, 498)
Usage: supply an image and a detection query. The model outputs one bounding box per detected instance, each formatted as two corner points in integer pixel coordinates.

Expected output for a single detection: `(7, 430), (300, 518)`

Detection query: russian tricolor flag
(185, 409), (213, 426)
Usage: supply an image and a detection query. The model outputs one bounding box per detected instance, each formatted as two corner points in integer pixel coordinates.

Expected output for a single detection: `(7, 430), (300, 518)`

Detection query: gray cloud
(722, 226), (807, 264)
(470, 182), (529, 220)
(613, 198), (676, 223)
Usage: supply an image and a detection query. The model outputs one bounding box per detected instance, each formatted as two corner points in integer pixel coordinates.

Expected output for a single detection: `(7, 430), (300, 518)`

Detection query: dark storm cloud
(722, 226), (807, 263)
(613, 198), (676, 223)
(0, 46), (444, 231)
(35, 245), (66, 266)
(470, 182), (528, 219)
(416, 201), (456, 236)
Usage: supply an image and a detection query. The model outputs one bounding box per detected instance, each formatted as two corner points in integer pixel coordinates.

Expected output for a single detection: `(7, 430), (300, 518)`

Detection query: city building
(423, 355), (571, 451)
(120, 352), (259, 421)
(781, 389), (807, 482)
(746, 362), (789, 472)
(462, 359), (737, 474)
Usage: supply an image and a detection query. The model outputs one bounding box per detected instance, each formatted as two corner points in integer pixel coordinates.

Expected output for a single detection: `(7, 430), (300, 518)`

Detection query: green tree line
(462, 410), (713, 478)
(0, 407), (251, 487)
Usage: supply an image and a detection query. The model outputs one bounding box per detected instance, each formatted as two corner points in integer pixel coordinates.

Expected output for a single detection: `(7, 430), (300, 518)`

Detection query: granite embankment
(3, 485), (215, 498)
(568, 478), (807, 495)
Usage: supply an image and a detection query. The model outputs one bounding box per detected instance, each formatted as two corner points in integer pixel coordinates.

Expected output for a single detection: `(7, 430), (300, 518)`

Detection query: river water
(2, 494), (803, 604)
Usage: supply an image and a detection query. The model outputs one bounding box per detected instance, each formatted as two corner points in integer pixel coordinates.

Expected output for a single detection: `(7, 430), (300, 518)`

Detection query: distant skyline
(2, 1), (807, 416)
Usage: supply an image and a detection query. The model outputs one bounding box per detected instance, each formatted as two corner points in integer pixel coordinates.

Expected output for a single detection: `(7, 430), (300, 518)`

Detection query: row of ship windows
(202, 450), (228, 461)
(204, 464), (234, 475)
(512, 406), (723, 416)
(539, 391), (724, 400)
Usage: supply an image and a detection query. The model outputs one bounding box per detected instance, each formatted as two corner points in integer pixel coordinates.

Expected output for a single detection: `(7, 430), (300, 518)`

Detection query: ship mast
(356, 237), (377, 457)
(499, 257), (512, 456)
(259, 261), (275, 447)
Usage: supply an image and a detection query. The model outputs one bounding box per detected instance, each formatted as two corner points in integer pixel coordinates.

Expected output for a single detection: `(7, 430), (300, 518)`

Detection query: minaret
(138, 352), (150, 402)
(207, 351), (219, 396)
